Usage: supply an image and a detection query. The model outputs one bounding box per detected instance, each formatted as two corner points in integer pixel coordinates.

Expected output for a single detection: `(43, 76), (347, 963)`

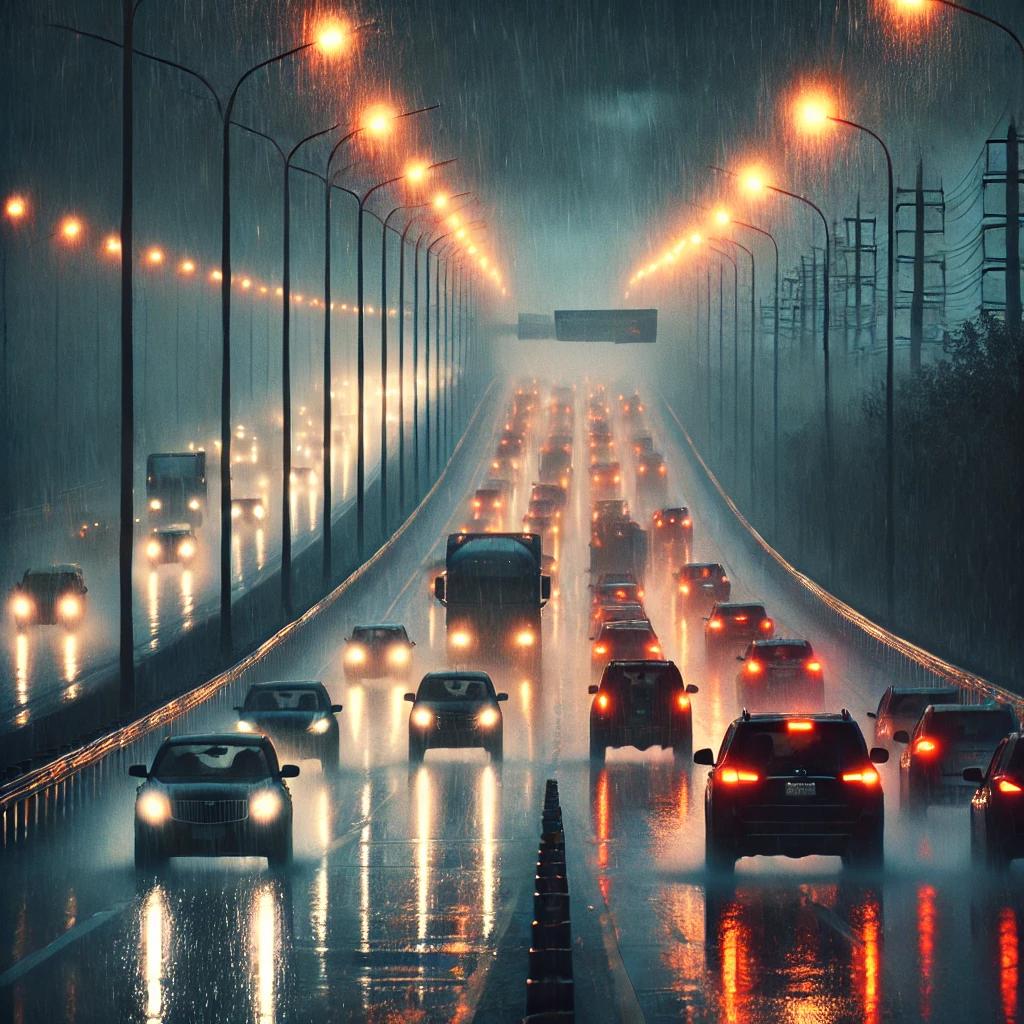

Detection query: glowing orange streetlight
(316, 21), (349, 54)
(361, 103), (396, 138)
(240, 276), (252, 290)
(712, 208), (731, 227)
(432, 193), (449, 209)
(794, 92), (834, 134)
(689, 231), (702, 245)
(145, 246), (164, 266)
(5, 195), (27, 221)
(404, 162), (428, 184)
(59, 216), (83, 242)
(740, 167), (768, 196)
(179, 259), (196, 275)
(210, 269), (223, 283)
(104, 234), (122, 257)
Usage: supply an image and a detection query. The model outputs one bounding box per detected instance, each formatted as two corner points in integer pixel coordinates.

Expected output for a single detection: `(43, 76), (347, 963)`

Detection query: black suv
(696, 711), (888, 871)
(588, 660), (698, 765)
(405, 671), (508, 763)
(965, 731), (1024, 868)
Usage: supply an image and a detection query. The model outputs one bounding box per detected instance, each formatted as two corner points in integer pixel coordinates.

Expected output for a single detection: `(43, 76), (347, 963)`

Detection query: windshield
(148, 455), (203, 482)
(728, 722), (867, 774)
(23, 572), (77, 595)
(152, 743), (271, 782)
(683, 565), (724, 580)
(418, 677), (493, 702)
(244, 688), (325, 712)
(602, 664), (678, 694)
(719, 605), (766, 619)
(352, 627), (404, 644)
(928, 709), (1013, 744)
(890, 691), (957, 716)
(755, 643), (812, 662)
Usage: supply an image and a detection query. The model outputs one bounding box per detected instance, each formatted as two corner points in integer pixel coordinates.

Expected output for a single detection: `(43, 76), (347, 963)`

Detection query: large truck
(433, 532), (551, 669)
(146, 452), (207, 526)
(590, 516), (648, 582)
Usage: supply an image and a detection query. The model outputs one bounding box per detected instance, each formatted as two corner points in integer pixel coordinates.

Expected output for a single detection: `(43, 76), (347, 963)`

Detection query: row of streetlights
(42, 9), (509, 710)
(627, 0), (1022, 619)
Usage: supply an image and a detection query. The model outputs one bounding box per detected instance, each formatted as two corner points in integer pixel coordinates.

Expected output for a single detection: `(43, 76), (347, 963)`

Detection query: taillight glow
(787, 720), (814, 733)
(679, 583), (691, 595)
(997, 778), (1023, 794)
(708, 618), (723, 631)
(647, 643), (661, 654)
(681, 517), (692, 527)
(594, 644), (608, 656)
(596, 693), (610, 711)
(676, 693), (690, 710)
(720, 768), (759, 784)
(842, 768), (880, 786)
(744, 660), (763, 676)
(914, 738), (938, 755)
(805, 660), (822, 673)
(759, 618), (774, 632)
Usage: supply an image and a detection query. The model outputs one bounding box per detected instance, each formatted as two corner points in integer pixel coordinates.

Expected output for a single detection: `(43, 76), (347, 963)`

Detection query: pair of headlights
(344, 644), (410, 667)
(137, 789), (283, 825)
(411, 706), (499, 729)
(236, 718), (330, 735)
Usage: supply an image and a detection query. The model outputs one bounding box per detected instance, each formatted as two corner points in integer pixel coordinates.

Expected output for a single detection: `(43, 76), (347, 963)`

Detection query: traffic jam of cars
(117, 380), (1021, 872)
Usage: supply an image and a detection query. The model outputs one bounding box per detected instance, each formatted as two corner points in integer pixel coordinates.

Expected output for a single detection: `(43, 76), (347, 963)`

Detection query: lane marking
(0, 902), (129, 988)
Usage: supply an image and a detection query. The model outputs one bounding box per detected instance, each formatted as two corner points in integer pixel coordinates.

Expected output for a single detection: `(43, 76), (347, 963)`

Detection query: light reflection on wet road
(0, 385), (1022, 1023)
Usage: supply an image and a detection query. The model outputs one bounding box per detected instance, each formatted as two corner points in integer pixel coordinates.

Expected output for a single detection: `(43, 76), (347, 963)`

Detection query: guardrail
(0, 382), (498, 819)
(659, 393), (1024, 720)
(524, 779), (574, 1023)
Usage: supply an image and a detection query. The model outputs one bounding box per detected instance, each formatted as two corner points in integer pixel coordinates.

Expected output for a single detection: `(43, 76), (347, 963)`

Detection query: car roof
(714, 602), (765, 612)
(606, 659), (674, 669)
(889, 686), (959, 696)
(735, 712), (854, 725)
(352, 622), (405, 631)
(156, 524), (193, 535)
(927, 703), (1011, 715)
(602, 620), (654, 631)
(30, 563), (82, 575)
(752, 638), (810, 648)
(420, 670), (492, 683)
(658, 507), (688, 515)
(683, 562), (724, 571)
(161, 733), (267, 747)
(248, 680), (324, 691)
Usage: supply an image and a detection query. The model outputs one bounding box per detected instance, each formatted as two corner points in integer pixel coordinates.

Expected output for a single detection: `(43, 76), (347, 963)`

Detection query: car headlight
(250, 790), (282, 822)
(231, 504), (241, 520)
(514, 629), (535, 648)
(450, 629), (472, 649)
(148, 498), (162, 511)
(236, 720), (256, 733)
(388, 645), (411, 667)
(253, 504), (266, 520)
(178, 540), (196, 559)
(411, 707), (434, 728)
(137, 790), (170, 825)
(11, 595), (32, 619)
(345, 645), (367, 665)
(307, 717), (331, 735)
(146, 539), (162, 560)
(478, 707), (500, 729)
(58, 595), (82, 619)
(188, 498), (201, 511)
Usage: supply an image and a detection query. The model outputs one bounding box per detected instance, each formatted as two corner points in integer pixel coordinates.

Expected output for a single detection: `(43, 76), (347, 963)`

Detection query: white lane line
(0, 902), (129, 988)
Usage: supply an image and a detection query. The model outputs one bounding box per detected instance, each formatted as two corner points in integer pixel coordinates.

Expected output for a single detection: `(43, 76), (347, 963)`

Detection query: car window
(890, 691), (954, 717)
(244, 688), (326, 712)
(604, 664), (679, 694)
(152, 743), (271, 781)
(352, 627), (402, 643)
(418, 677), (493, 702)
(756, 643), (811, 662)
(928, 709), (1014, 744)
(719, 605), (766, 620)
(728, 722), (866, 774)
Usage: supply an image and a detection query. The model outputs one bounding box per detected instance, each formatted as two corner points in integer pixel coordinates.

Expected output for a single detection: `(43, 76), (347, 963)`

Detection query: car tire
(322, 741), (341, 776)
(903, 772), (927, 816)
(705, 830), (735, 874)
(488, 733), (504, 764)
(843, 830), (884, 870)
(134, 831), (165, 870)
(589, 730), (606, 764)
(409, 737), (426, 764)
(266, 827), (293, 867)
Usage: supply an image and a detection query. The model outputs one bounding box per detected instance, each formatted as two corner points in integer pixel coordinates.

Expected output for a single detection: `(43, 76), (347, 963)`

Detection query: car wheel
(903, 773), (927, 816)
(843, 830), (884, 870)
(321, 741), (341, 776)
(409, 736), (426, 764)
(134, 831), (165, 870)
(266, 828), (293, 867)
(589, 730), (606, 764)
(705, 830), (735, 874)
(488, 733), (504, 764)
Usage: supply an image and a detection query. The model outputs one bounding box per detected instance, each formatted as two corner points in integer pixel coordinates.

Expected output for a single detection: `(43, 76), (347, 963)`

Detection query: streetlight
(890, 0), (1024, 67)
(737, 164), (837, 579)
(794, 91), (897, 617)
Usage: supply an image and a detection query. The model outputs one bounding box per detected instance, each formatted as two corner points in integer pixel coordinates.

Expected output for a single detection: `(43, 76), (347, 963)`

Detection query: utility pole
(1008, 120), (1021, 331)
(910, 159), (926, 372)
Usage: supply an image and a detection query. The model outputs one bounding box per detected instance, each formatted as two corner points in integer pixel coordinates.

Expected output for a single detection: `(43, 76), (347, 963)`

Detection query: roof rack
(741, 708), (751, 721)
(840, 708), (851, 720)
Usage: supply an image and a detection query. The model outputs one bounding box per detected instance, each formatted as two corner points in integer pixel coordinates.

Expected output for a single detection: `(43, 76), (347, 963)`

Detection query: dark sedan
(406, 671), (507, 763)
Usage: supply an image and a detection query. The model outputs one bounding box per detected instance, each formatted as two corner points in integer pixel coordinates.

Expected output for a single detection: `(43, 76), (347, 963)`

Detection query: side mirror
(962, 766), (984, 784)
(433, 576), (446, 602)
(866, 711), (877, 719)
(869, 747), (890, 764)
(128, 764), (149, 779)
(331, 704), (344, 714)
(893, 730), (910, 745)
(279, 764), (300, 779)
(736, 655), (744, 662)
(693, 748), (715, 766)
(540, 575), (552, 602)
(82, 586), (89, 595)
(686, 684), (699, 694)
(409, 640), (417, 648)
(496, 692), (509, 702)
(404, 692), (416, 703)
(588, 684), (599, 695)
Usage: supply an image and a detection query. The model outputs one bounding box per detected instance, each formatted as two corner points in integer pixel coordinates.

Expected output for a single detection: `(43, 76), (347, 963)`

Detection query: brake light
(805, 660), (822, 673)
(658, 465), (667, 475)
(997, 778), (1023, 794)
(679, 583), (691, 595)
(744, 660), (763, 676)
(596, 693), (610, 711)
(721, 576), (729, 584)
(638, 466), (647, 475)
(656, 520), (663, 528)
(708, 618), (723, 631)
(676, 693), (690, 710)
(786, 720), (814, 733)
(594, 644), (608, 656)
(759, 618), (774, 633)
(720, 768), (759, 784)
(842, 768), (880, 786)
(615, 589), (626, 599)
(472, 499), (481, 508)
(913, 738), (938, 756)
(681, 517), (691, 527)
(647, 643), (661, 655)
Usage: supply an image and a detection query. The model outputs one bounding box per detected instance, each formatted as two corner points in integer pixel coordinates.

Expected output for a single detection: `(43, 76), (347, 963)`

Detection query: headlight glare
(345, 645), (367, 665)
(178, 540), (196, 559)
(137, 790), (170, 825)
(148, 498), (162, 511)
(187, 498), (200, 511)
(236, 720), (256, 733)
(411, 707), (433, 728)
(146, 539), (162, 560)
(250, 790), (282, 822)
(307, 717), (330, 735)
(58, 595), (82, 619)
(11, 595), (32, 618)
(388, 645), (411, 667)
(450, 629), (472, 649)
(478, 707), (500, 728)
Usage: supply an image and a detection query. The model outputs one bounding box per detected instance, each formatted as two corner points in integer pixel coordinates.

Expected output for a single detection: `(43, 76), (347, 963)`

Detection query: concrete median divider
(524, 778), (574, 1023)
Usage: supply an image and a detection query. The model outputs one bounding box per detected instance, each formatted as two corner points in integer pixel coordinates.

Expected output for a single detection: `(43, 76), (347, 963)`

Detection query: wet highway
(2, 378), (1022, 1023)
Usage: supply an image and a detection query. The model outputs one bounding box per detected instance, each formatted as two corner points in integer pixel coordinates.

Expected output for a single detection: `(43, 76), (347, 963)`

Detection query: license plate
(192, 825), (226, 840)
(785, 782), (816, 798)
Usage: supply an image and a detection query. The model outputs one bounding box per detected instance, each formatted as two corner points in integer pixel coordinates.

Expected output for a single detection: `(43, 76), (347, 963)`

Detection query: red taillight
(682, 517), (692, 527)
(594, 644), (608, 656)
(914, 738), (938, 756)
(596, 692), (610, 711)
(805, 660), (822, 673)
(638, 466), (647, 475)
(708, 618), (723, 631)
(676, 693), (690, 710)
(842, 768), (880, 786)
(997, 778), (1023, 794)
(759, 618), (774, 633)
(647, 643), (661, 654)
(786, 720), (814, 733)
(615, 589), (626, 599)
(679, 583), (691, 595)
(472, 499), (481, 508)
(720, 576), (729, 584)
(744, 660), (763, 676)
(720, 767), (759, 785)
(658, 465), (667, 475)
(656, 520), (663, 528)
